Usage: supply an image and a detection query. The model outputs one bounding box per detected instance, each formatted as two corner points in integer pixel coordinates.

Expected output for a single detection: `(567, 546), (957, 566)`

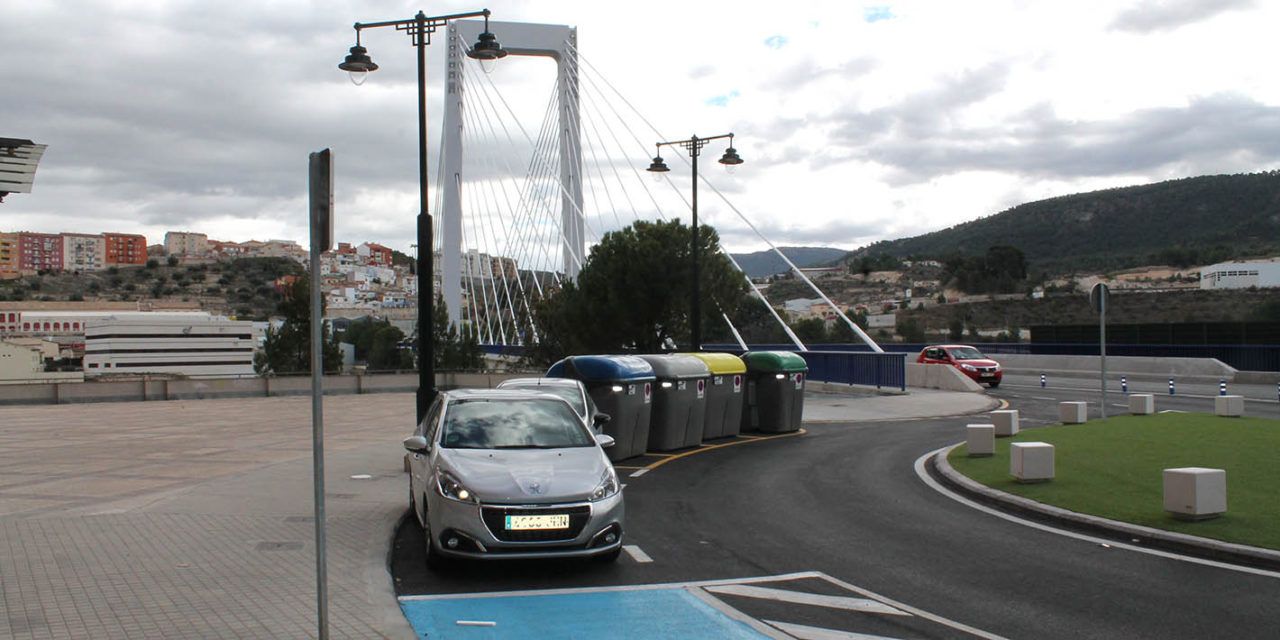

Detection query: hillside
(730, 246), (849, 278)
(847, 172), (1280, 273)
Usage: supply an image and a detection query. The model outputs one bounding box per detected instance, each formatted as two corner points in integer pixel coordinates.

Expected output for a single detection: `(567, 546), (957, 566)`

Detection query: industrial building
(1199, 260), (1280, 290)
(83, 315), (255, 378)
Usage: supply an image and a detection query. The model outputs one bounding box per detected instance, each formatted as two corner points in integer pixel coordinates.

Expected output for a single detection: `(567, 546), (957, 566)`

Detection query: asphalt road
(392, 388), (1280, 639)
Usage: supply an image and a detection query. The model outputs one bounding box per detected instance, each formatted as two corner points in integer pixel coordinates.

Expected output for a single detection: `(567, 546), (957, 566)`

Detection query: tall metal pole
(307, 176), (329, 640)
(415, 11), (436, 424)
(690, 137), (701, 352)
(1100, 290), (1107, 419)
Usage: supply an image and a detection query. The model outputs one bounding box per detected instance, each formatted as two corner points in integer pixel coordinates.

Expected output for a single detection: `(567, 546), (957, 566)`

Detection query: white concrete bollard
(1010, 442), (1054, 483)
(1163, 467), (1226, 520)
(1059, 401), (1088, 424)
(1129, 394), (1155, 415)
(1215, 395), (1244, 417)
(990, 409), (1020, 437)
(966, 424), (995, 457)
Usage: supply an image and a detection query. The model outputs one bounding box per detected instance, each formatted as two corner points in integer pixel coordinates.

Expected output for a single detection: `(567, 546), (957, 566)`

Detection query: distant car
(917, 345), (1003, 387)
(496, 377), (610, 432)
(403, 388), (624, 567)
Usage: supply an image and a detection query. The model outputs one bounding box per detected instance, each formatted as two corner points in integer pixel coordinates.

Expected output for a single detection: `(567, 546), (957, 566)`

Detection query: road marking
(994, 399), (1010, 410)
(629, 469), (650, 478)
(704, 584), (907, 616)
(765, 620), (900, 640)
(688, 588), (791, 640)
(456, 620), (496, 627)
(1000, 383), (1280, 404)
(399, 571), (826, 602)
(613, 465), (644, 470)
(914, 446), (1280, 580)
(622, 545), (653, 563)
(638, 429), (806, 473)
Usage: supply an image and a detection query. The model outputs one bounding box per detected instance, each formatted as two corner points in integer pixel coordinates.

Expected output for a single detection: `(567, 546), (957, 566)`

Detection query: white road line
(914, 447), (1280, 580)
(811, 572), (1008, 640)
(398, 571), (827, 602)
(704, 584), (908, 616)
(622, 545), (653, 563)
(688, 588), (791, 640)
(629, 468), (649, 478)
(765, 620), (901, 640)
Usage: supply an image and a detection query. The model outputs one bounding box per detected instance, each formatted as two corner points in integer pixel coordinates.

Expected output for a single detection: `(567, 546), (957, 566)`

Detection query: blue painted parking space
(399, 587), (767, 639)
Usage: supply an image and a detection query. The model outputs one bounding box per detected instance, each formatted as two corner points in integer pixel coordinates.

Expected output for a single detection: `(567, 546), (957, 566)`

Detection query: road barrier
(795, 350), (906, 391)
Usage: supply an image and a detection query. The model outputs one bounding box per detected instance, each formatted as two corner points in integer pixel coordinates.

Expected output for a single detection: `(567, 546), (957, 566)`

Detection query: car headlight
(959, 364), (977, 372)
(590, 467), (620, 502)
(436, 470), (478, 504)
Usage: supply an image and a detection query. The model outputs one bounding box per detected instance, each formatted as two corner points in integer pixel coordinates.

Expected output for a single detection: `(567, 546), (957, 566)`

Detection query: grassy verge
(947, 413), (1280, 550)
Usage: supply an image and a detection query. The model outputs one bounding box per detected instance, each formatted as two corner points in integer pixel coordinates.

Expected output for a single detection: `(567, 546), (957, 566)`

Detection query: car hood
(438, 447), (609, 504)
(957, 359), (1000, 368)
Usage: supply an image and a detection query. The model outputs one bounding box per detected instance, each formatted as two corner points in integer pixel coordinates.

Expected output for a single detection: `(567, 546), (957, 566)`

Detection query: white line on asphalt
(765, 620), (901, 640)
(622, 545), (653, 563)
(1001, 383), (1280, 404)
(811, 573), (1008, 640)
(455, 620), (496, 627)
(913, 447), (1280, 580)
(704, 584), (908, 616)
(689, 588), (792, 640)
(398, 571), (827, 602)
(629, 469), (649, 478)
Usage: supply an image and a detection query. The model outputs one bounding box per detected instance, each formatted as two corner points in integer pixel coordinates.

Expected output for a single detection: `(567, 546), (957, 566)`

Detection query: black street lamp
(340, 10), (506, 424)
(647, 133), (743, 351)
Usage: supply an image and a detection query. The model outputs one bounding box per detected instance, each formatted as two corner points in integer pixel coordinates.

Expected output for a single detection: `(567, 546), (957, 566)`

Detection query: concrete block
(1163, 467), (1226, 520)
(990, 409), (1020, 437)
(1129, 394), (1155, 415)
(1010, 442), (1054, 483)
(1059, 401), (1088, 424)
(1215, 395), (1244, 417)
(966, 424), (995, 457)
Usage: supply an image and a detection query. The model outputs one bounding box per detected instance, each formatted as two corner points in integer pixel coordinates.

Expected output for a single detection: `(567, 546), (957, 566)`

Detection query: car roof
(927, 344), (980, 350)
(496, 377), (584, 389)
(443, 388), (565, 401)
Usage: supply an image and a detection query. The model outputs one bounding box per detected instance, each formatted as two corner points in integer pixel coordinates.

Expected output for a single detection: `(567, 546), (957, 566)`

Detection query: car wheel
(421, 495), (452, 571)
(408, 481), (417, 521)
(594, 547), (622, 563)
(988, 381), (1000, 388)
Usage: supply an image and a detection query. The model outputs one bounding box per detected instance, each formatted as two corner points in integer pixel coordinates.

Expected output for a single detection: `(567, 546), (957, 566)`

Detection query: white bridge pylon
(442, 20), (584, 328)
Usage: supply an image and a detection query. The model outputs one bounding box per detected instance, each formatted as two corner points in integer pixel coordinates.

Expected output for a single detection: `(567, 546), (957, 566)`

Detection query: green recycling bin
(686, 353), (746, 440)
(547, 355), (655, 461)
(638, 354), (710, 451)
(741, 351), (807, 433)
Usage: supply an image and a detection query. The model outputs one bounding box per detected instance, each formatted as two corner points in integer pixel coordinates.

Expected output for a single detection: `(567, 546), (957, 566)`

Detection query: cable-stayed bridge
(434, 20), (879, 353)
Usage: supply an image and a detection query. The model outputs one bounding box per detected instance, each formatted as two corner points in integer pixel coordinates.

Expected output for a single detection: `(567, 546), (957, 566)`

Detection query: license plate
(981, 373), (994, 377)
(505, 514), (570, 530)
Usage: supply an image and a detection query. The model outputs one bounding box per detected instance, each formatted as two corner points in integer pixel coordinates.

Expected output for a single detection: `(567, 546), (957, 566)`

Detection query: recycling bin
(741, 351), (807, 433)
(547, 355), (654, 461)
(638, 354), (711, 451)
(685, 352), (746, 440)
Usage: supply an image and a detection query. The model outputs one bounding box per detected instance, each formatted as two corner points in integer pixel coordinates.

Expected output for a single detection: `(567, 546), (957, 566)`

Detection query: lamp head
(647, 156), (671, 173)
(718, 146), (743, 167)
(468, 31), (508, 73)
(339, 44), (379, 85)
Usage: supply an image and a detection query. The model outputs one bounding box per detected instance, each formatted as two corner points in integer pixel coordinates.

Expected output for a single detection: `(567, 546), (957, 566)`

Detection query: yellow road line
(994, 399), (1010, 410)
(613, 465), (644, 470)
(639, 429), (807, 473)
(645, 452), (676, 458)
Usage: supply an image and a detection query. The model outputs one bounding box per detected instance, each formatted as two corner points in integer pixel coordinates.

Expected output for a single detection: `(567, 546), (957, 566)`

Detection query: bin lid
(546, 355), (655, 382)
(742, 350), (808, 373)
(637, 354), (710, 380)
(684, 352), (746, 375)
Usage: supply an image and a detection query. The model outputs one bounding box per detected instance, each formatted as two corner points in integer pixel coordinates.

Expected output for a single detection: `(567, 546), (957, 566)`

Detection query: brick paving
(0, 394), (419, 639)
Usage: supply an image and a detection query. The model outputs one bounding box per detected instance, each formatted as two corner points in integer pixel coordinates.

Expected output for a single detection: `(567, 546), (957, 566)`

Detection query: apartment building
(164, 231), (209, 256)
(62, 233), (107, 272)
(0, 232), (17, 277)
(104, 233), (147, 265)
(19, 232), (62, 272)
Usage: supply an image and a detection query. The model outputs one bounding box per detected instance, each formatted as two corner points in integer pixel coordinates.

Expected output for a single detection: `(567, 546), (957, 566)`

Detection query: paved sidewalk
(0, 387), (994, 639)
(0, 394), (418, 640)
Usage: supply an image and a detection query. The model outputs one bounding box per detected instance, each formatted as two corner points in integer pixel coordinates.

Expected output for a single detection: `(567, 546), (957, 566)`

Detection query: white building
(83, 316), (255, 377)
(164, 231), (209, 256)
(62, 234), (107, 272)
(1199, 260), (1280, 290)
(0, 340), (83, 384)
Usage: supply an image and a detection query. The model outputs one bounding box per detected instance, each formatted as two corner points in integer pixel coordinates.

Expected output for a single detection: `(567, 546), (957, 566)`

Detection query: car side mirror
(403, 435), (430, 453)
(593, 413), (612, 428)
(595, 434), (616, 448)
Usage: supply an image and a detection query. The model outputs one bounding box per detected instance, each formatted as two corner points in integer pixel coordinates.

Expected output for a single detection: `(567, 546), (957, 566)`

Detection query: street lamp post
(339, 9), (506, 424)
(647, 134), (743, 351)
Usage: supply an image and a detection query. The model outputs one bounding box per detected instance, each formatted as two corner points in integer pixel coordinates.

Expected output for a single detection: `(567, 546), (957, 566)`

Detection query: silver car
(403, 388), (624, 566)
(495, 377), (610, 432)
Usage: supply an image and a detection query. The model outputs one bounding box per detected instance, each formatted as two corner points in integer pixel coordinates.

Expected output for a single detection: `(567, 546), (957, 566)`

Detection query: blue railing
(799, 351), (907, 390)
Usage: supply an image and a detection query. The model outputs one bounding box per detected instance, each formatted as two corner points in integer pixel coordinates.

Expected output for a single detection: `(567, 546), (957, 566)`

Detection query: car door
(409, 397), (444, 516)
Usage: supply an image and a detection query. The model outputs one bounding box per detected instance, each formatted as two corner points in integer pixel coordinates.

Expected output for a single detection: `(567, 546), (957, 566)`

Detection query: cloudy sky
(4, 0), (1279, 260)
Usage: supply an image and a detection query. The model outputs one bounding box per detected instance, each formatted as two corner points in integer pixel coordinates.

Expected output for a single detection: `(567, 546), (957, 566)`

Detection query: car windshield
(501, 383), (585, 417)
(948, 347), (987, 360)
(440, 398), (594, 449)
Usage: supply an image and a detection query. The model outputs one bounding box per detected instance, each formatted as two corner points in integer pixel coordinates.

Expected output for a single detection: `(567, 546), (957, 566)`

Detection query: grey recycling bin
(638, 354), (710, 451)
(547, 355), (654, 461)
(741, 351), (807, 433)
(686, 352), (746, 440)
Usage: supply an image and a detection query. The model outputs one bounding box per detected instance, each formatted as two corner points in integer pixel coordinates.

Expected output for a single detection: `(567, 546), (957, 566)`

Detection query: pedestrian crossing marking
(704, 584), (909, 616)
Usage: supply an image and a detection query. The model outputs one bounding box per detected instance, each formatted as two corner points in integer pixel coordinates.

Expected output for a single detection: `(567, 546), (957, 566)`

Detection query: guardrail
(798, 350), (907, 391)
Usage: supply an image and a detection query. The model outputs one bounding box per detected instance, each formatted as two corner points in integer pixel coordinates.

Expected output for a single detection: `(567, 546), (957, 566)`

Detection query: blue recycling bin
(547, 355), (655, 461)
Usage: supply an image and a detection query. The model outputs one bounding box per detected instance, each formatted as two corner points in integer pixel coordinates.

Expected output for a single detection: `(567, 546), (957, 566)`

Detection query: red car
(917, 345), (1003, 387)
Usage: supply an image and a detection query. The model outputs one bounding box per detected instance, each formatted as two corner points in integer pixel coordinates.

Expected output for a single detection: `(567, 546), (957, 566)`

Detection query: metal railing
(798, 350), (907, 390)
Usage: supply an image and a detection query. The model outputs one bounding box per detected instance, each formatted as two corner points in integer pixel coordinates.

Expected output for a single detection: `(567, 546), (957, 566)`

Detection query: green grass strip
(947, 413), (1280, 550)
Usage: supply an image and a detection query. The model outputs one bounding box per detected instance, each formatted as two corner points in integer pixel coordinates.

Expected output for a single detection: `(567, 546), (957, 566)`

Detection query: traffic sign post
(1090, 283), (1109, 419)
(308, 148), (333, 640)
